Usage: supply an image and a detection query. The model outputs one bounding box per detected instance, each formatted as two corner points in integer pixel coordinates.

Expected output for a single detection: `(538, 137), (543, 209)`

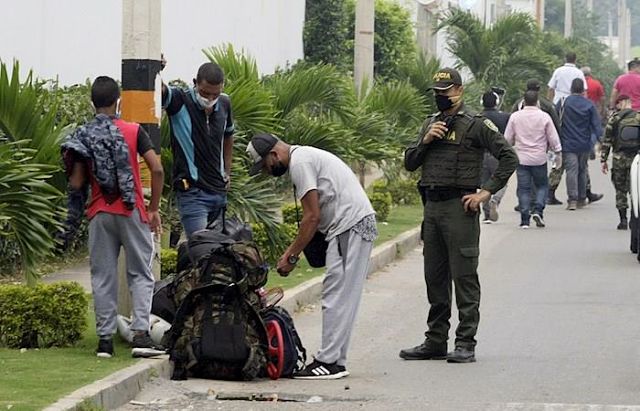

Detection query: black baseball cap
(430, 68), (463, 90)
(246, 133), (279, 176)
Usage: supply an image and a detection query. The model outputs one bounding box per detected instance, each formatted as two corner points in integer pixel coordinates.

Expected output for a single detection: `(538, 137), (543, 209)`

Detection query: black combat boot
(586, 190), (603, 203)
(618, 209), (628, 230)
(546, 190), (562, 205)
(399, 339), (447, 360)
(446, 346), (476, 363)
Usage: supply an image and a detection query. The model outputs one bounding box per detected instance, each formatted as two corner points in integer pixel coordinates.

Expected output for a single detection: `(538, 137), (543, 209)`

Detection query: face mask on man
(194, 88), (218, 109)
(270, 161), (288, 177)
(434, 91), (463, 112)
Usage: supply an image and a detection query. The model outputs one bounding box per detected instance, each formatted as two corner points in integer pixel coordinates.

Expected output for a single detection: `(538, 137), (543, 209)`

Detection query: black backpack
(262, 306), (307, 377)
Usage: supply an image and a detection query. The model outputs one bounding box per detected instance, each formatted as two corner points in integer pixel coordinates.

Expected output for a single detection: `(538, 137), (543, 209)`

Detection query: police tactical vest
(420, 113), (485, 190)
(615, 109), (640, 153)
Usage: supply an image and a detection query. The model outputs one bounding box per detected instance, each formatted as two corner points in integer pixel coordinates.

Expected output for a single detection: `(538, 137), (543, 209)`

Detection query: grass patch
(266, 204), (422, 290)
(0, 302), (137, 411)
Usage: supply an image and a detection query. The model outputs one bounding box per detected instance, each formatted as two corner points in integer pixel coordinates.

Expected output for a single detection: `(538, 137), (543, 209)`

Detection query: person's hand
(224, 175), (231, 191)
(276, 253), (295, 277)
(147, 210), (162, 235)
(462, 190), (491, 213)
(422, 121), (448, 145)
(554, 152), (562, 169)
(601, 161), (609, 174)
(160, 54), (166, 71)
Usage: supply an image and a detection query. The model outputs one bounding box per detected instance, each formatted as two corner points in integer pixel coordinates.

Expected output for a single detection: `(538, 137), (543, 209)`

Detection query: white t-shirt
(548, 63), (588, 104)
(288, 146), (375, 241)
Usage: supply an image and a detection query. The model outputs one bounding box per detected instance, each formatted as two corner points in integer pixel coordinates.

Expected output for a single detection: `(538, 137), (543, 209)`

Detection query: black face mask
(435, 94), (454, 112)
(270, 161), (288, 177)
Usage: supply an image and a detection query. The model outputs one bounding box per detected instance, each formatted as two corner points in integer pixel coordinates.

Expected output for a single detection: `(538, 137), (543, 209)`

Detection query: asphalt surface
(118, 161), (640, 411)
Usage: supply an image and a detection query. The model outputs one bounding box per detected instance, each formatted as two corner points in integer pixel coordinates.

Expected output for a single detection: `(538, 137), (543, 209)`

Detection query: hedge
(0, 282), (88, 348)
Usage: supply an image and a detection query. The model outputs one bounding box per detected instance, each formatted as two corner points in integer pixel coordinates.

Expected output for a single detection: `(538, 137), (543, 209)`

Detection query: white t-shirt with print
(288, 146), (374, 241)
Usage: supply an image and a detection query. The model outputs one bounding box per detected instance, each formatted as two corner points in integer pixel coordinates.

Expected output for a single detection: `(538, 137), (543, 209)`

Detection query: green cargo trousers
(423, 197), (481, 348)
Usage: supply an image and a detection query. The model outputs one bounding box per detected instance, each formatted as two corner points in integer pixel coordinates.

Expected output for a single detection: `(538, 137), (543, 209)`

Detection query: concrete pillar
(564, 0), (572, 38)
(118, 0), (162, 317)
(354, 0), (375, 95)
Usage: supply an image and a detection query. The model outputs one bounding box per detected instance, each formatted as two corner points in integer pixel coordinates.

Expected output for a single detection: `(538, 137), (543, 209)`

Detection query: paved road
(119, 161), (640, 410)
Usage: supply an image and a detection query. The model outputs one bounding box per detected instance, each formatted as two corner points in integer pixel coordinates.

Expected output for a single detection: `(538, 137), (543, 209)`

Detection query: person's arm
(476, 120), (519, 194)
(548, 88), (555, 102)
(222, 98), (235, 189)
(137, 127), (164, 233)
(545, 115), (562, 153)
(404, 116), (442, 171)
(141, 149), (164, 234)
(547, 72), (557, 101)
(590, 105), (604, 142)
(609, 87), (619, 110)
(600, 115), (616, 173)
(69, 161), (87, 190)
(277, 189), (321, 275)
(504, 116), (516, 146)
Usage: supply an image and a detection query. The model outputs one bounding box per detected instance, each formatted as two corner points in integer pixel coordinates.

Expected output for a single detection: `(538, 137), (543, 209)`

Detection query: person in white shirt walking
(548, 52), (588, 104)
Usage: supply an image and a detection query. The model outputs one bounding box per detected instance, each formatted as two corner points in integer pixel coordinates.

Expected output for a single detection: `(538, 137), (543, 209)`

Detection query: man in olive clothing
(400, 68), (518, 363)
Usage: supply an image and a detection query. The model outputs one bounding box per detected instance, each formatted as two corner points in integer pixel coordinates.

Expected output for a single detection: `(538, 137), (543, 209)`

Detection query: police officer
(600, 95), (639, 230)
(399, 68), (518, 363)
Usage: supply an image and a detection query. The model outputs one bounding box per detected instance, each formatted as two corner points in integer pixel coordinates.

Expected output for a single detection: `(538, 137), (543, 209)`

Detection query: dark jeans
(516, 164), (548, 224)
(175, 188), (226, 238)
(422, 198), (481, 348)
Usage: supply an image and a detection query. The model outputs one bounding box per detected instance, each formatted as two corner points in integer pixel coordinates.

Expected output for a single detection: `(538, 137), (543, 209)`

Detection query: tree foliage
(303, 0), (351, 71)
(345, 0), (417, 80)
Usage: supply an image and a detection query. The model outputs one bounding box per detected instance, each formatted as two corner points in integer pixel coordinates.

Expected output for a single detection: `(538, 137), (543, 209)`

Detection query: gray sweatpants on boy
(315, 229), (374, 367)
(88, 209), (155, 338)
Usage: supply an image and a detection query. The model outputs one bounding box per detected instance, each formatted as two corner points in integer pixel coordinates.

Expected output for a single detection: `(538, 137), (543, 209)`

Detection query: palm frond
(202, 44), (260, 84)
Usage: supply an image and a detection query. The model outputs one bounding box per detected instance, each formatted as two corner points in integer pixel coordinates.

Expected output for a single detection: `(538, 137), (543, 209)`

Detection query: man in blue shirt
(558, 78), (603, 210)
(162, 62), (235, 237)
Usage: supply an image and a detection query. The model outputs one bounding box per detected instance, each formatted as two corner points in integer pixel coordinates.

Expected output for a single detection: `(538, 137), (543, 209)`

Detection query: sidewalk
(42, 256), (92, 291)
(44, 226), (421, 411)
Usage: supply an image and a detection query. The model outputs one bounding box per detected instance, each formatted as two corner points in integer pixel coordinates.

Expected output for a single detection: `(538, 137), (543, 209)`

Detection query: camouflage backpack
(615, 109), (640, 152)
(164, 239), (269, 381)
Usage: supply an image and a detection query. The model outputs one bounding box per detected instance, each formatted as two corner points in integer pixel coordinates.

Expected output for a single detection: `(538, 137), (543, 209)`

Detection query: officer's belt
(424, 188), (476, 202)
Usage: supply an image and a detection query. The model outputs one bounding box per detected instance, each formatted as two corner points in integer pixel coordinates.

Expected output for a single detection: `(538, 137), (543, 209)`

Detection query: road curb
(50, 226), (421, 410)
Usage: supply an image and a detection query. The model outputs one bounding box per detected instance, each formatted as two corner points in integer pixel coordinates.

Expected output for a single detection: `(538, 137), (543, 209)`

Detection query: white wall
(0, 0), (305, 85)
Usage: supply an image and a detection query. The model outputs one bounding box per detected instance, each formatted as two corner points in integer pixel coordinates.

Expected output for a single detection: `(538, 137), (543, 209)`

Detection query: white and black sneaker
(96, 338), (114, 358)
(293, 359), (349, 380)
(131, 332), (166, 358)
(532, 213), (545, 228)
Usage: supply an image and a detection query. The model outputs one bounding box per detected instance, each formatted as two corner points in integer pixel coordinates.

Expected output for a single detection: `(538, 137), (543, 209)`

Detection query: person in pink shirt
(504, 90), (562, 229)
(610, 58), (640, 111)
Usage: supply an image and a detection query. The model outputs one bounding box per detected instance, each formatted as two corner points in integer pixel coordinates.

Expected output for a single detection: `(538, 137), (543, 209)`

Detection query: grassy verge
(0, 303), (137, 411)
(266, 204), (422, 290)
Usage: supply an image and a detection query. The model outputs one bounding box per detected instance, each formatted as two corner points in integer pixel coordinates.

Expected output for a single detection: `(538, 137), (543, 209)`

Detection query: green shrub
(0, 282), (88, 348)
(281, 203), (300, 225)
(370, 179), (419, 206)
(369, 192), (392, 222)
(161, 248), (178, 279)
(252, 222), (298, 266)
(387, 179), (420, 206)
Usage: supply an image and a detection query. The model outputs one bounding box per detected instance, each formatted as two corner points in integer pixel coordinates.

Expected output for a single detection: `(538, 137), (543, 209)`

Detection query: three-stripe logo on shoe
(311, 366), (331, 376)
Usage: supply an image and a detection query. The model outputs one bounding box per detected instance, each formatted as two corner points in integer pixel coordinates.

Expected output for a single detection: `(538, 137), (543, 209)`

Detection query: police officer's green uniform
(600, 108), (640, 229)
(403, 105), (517, 358)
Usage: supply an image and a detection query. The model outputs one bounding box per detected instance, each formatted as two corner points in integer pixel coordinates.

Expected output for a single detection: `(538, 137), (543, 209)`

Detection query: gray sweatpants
(315, 229), (374, 367)
(88, 209), (155, 338)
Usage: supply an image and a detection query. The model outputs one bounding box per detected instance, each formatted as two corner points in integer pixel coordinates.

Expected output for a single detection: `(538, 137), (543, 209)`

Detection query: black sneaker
(131, 331), (166, 358)
(399, 339), (447, 360)
(293, 359), (349, 380)
(96, 338), (114, 358)
(532, 214), (545, 228)
(446, 346), (475, 363)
